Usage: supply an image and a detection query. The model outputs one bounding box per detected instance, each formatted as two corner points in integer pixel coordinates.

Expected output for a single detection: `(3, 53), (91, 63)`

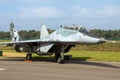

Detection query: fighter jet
(0, 23), (106, 63)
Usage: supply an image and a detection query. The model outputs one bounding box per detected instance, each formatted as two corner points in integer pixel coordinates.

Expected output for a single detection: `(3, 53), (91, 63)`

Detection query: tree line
(0, 29), (120, 40)
(90, 29), (120, 40)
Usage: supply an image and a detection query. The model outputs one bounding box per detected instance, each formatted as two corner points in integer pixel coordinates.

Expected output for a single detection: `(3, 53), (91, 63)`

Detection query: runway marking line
(0, 68), (6, 71)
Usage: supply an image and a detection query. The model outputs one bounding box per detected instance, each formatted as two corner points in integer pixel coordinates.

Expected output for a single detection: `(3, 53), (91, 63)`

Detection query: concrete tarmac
(0, 58), (120, 80)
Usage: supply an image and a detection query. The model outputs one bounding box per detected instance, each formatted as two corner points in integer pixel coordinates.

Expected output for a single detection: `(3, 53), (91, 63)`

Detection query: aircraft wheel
(57, 57), (64, 64)
(26, 54), (32, 61)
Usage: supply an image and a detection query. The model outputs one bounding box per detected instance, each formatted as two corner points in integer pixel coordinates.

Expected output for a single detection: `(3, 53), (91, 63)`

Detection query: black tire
(26, 54), (32, 61)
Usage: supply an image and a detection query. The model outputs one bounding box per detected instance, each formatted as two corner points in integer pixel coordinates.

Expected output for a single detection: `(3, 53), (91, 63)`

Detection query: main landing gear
(55, 45), (65, 64)
(25, 46), (32, 61)
(57, 53), (64, 64)
(55, 53), (64, 64)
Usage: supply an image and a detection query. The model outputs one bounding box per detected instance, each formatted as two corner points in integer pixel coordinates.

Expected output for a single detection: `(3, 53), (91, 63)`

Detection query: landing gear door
(40, 43), (54, 53)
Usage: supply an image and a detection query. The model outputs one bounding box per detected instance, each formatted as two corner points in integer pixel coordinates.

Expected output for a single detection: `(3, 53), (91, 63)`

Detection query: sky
(0, 0), (120, 31)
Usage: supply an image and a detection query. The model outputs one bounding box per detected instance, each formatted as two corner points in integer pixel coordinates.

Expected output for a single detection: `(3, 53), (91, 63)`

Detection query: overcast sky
(0, 0), (120, 31)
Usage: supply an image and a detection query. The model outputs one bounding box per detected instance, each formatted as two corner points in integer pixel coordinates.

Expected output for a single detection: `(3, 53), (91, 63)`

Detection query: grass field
(0, 40), (120, 62)
(67, 50), (120, 62)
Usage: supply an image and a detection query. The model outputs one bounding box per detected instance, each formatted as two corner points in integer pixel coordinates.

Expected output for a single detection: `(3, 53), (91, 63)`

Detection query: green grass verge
(0, 50), (120, 62)
(67, 50), (120, 62)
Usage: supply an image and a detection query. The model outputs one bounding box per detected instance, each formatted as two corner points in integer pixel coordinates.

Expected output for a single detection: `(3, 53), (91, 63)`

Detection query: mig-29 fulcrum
(0, 23), (106, 63)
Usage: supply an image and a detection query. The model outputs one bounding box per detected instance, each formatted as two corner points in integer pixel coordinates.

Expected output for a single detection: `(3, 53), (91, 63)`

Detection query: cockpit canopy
(62, 25), (89, 34)
(62, 25), (100, 38)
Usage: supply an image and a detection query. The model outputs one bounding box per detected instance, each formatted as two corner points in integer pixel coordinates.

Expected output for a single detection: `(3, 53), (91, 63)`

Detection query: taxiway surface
(0, 58), (120, 80)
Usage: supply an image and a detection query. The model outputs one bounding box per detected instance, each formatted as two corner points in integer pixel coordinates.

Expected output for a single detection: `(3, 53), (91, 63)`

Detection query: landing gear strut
(55, 53), (60, 61)
(57, 56), (64, 64)
(55, 53), (64, 64)
(55, 45), (66, 64)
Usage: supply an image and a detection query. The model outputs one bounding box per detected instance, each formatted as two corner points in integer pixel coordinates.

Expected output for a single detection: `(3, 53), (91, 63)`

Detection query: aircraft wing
(0, 39), (81, 45)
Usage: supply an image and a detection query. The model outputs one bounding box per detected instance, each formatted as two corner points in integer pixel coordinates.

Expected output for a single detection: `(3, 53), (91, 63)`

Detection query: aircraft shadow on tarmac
(66, 57), (120, 69)
(0, 56), (120, 69)
(66, 60), (120, 69)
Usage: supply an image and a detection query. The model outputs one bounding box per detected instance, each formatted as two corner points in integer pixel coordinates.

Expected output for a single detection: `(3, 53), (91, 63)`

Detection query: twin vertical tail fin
(39, 24), (53, 53)
(40, 24), (49, 39)
(10, 22), (20, 42)
(10, 23), (48, 42)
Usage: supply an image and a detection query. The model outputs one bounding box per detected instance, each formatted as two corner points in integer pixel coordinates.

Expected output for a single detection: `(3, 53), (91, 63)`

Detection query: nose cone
(98, 38), (107, 44)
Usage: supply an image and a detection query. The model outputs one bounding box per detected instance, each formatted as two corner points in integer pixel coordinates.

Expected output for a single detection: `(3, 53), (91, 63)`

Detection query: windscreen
(63, 25), (100, 38)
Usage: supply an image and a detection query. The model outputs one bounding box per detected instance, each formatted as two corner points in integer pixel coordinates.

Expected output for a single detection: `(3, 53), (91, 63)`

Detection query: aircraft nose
(98, 38), (107, 44)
